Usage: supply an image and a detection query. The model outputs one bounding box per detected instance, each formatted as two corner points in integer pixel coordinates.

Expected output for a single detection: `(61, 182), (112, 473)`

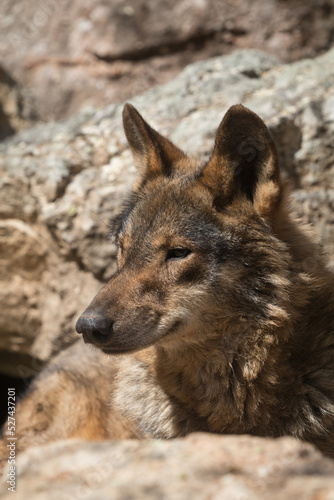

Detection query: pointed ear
(122, 103), (186, 180)
(202, 105), (281, 218)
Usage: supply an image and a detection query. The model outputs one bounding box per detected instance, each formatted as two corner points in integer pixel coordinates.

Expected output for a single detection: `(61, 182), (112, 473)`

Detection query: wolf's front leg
(0, 339), (138, 466)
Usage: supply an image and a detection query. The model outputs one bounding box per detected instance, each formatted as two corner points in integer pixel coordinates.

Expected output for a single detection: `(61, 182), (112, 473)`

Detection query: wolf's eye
(166, 247), (191, 261)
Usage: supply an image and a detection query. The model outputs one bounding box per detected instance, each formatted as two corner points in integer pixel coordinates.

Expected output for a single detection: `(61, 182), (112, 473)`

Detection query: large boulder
(1, 434), (334, 499)
(0, 48), (334, 375)
(0, 0), (334, 121)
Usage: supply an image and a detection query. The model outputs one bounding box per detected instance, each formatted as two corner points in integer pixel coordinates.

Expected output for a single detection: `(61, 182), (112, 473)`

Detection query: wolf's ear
(202, 105), (281, 218)
(122, 103), (186, 180)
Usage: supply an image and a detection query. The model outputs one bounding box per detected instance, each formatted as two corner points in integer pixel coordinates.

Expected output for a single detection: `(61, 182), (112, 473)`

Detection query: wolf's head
(76, 104), (294, 354)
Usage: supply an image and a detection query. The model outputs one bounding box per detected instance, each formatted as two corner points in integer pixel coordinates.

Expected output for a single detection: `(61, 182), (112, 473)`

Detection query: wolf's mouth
(97, 320), (183, 355)
(100, 347), (132, 355)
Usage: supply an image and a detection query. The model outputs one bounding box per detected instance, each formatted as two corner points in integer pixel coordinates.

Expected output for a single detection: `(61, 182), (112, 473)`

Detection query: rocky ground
(1, 0), (334, 134)
(1, 434), (334, 499)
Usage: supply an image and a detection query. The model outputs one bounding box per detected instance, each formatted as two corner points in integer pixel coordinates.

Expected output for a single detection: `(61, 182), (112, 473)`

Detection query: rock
(1, 434), (334, 499)
(0, 65), (37, 140)
(1, 0), (334, 121)
(0, 47), (334, 373)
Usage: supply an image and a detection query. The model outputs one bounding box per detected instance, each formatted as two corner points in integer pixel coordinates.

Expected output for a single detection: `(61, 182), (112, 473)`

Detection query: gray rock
(1, 0), (334, 122)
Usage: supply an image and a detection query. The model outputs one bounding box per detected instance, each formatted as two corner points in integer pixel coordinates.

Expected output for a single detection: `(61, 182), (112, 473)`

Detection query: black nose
(75, 315), (113, 346)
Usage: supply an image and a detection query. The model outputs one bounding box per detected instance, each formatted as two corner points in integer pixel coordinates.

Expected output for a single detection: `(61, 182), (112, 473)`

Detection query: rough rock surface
(1, 0), (334, 122)
(1, 47), (334, 375)
(0, 65), (36, 140)
(1, 434), (334, 499)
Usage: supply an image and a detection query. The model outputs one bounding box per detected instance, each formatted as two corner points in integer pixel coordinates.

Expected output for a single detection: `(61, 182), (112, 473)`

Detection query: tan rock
(1, 434), (333, 499)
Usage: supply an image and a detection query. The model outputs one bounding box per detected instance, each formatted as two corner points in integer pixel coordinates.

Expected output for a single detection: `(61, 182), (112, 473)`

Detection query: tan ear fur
(202, 104), (281, 218)
(122, 103), (186, 181)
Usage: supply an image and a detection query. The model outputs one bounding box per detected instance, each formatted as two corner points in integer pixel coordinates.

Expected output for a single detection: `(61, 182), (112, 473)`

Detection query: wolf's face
(76, 104), (292, 354)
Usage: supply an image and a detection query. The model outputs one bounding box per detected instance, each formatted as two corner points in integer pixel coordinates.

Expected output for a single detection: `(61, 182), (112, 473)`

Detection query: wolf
(1, 103), (334, 461)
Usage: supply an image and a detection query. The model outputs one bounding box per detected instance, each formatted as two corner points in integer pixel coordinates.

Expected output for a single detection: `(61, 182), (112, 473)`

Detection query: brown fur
(1, 104), (334, 462)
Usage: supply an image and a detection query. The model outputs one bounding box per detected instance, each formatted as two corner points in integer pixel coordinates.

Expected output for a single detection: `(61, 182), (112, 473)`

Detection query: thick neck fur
(154, 322), (292, 435)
